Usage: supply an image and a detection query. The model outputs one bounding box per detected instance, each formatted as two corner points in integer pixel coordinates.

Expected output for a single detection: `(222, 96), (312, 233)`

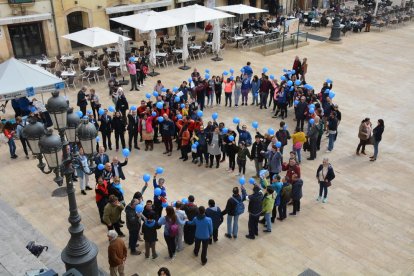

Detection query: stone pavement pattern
(0, 24), (413, 275)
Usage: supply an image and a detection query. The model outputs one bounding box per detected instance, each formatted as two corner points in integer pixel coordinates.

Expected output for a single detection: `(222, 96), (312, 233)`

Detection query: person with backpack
(186, 206), (213, 265)
(245, 185), (263, 239)
(205, 199), (223, 244)
(278, 177), (291, 221)
(316, 158), (335, 203)
(158, 206), (185, 259)
(221, 185), (247, 239)
(183, 195), (199, 245)
(289, 174), (303, 216)
(142, 212), (161, 259)
(276, 121), (291, 156)
(262, 187), (276, 233)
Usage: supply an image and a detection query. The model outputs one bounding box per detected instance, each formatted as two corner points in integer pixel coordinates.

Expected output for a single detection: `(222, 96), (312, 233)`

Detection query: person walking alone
(316, 158), (335, 203)
(107, 230), (127, 276)
(128, 59), (139, 91)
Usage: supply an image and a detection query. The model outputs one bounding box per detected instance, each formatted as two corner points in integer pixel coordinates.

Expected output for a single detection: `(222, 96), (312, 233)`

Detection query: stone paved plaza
(1, 24), (414, 275)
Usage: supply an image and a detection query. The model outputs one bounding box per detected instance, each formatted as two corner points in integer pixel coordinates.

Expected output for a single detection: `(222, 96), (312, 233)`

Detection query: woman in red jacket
(3, 122), (17, 159)
(95, 176), (109, 223)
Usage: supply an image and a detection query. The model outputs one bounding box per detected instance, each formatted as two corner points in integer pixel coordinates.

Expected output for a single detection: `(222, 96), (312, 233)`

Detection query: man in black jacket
(295, 96), (307, 132)
(246, 185), (263, 239)
(111, 156), (128, 180)
(289, 174), (303, 216)
(160, 114), (175, 156)
(183, 195), (199, 245)
(99, 109), (112, 151)
(127, 109), (140, 151)
(125, 199), (142, 255)
(77, 86), (88, 116)
(307, 118), (319, 160)
(250, 135), (265, 178)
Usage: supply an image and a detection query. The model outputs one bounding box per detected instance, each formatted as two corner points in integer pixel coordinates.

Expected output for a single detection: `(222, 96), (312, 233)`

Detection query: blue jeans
(373, 140), (380, 158)
(264, 213), (272, 231)
(252, 92), (259, 105)
(294, 146), (302, 163)
(234, 89), (241, 106)
(227, 215), (239, 237)
(8, 139), (16, 157)
(328, 133), (335, 151)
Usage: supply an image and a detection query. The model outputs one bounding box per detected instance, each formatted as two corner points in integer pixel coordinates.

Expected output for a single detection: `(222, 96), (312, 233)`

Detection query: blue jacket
(187, 215), (213, 240)
(265, 150), (282, 173)
(237, 125), (252, 146)
(270, 181), (283, 206)
(241, 77), (252, 90)
(251, 79), (261, 94)
(242, 65), (253, 77)
(153, 178), (166, 205)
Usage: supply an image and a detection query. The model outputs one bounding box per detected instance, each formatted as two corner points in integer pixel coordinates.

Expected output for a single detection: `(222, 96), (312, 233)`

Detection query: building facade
(0, 0), (286, 62)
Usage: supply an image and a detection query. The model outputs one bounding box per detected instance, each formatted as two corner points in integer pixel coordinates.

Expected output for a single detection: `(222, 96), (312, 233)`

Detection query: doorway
(8, 22), (46, 59)
(67, 11), (88, 48)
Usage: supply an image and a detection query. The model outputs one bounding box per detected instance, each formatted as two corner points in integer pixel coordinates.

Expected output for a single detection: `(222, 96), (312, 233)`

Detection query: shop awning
(105, 0), (172, 15)
(0, 13), (51, 26)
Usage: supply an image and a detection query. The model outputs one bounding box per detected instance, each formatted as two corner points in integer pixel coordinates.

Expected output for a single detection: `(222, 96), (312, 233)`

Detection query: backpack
(231, 196), (245, 216)
(169, 222), (179, 237)
(26, 241), (48, 258)
(281, 184), (292, 203)
(277, 130), (290, 146)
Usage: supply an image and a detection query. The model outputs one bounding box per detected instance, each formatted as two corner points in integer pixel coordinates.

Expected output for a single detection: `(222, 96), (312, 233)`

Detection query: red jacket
(95, 181), (108, 202)
(3, 129), (14, 140)
(282, 163), (301, 183)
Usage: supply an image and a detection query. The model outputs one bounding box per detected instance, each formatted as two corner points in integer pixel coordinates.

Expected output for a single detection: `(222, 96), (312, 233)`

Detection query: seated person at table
(205, 22), (213, 32)
(321, 14), (329, 27)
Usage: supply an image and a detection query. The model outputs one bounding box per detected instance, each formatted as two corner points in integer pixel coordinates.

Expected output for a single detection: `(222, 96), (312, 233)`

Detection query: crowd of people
(0, 56), (386, 276)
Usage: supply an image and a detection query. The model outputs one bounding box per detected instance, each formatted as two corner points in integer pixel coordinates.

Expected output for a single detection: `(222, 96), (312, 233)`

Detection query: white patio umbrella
(148, 30), (159, 76)
(215, 4), (268, 14)
(211, 19), (222, 61)
(117, 36), (128, 80)
(62, 27), (130, 48)
(179, 25), (190, 70)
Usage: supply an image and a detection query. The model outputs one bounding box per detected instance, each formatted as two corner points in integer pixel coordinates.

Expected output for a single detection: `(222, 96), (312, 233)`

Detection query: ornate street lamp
(329, 14), (342, 42)
(24, 91), (99, 275)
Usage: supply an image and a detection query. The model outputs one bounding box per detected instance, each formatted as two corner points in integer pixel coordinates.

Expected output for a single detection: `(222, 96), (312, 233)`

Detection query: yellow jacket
(292, 132), (306, 145)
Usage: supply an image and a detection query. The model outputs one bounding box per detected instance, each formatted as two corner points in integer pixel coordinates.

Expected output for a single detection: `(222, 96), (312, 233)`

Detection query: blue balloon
(154, 188), (162, 196)
(122, 148), (130, 157)
(130, 105), (137, 111)
(223, 71), (229, 76)
(153, 91), (159, 97)
(194, 141), (199, 146)
(173, 86), (179, 92)
(275, 141), (282, 148)
(252, 121), (259, 129)
(98, 108), (105, 116)
(97, 164), (104, 170)
(174, 96), (180, 103)
(151, 111), (157, 117)
(158, 116), (164, 123)
(228, 135), (235, 142)
(309, 119), (315, 125)
(197, 110), (203, 117)
(281, 76), (286, 81)
(309, 108), (315, 114)
(146, 93), (151, 99)
(309, 104), (315, 109)
(135, 204), (144, 213)
(230, 68), (235, 74)
(83, 116), (88, 120)
(222, 127), (228, 134)
(182, 198), (189, 204)
(229, 76), (234, 81)
(180, 103), (185, 109)
(161, 88), (167, 92)
(192, 144), (198, 149)
(287, 80), (293, 86)
(283, 68), (288, 72)
(212, 112), (218, 120)
(233, 117), (240, 124)
(268, 128), (275, 136)
(156, 102), (163, 109)
(284, 124), (288, 130)
(76, 111), (83, 118)
(324, 89), (330, 94)
(108, 106), (115, 112)
(329, 91), (336, 99)
(326, 78), (333, 84)
(291, 69), (296, 74)
(269, 74), (275, 80)
(240, 68), (245, 73)
(249, 178), (255, 185)
(289, 86), (294, 92)
(143, 174), (151, 182)
(177, 114), (183, 120)
(239, 177), (246, 185)
(294, 100), (299, 105)
(205, 69), (210, 74)
(262, 67), (268, 73)
(86, 109), (93, 115)
(96, 136), (100, 142)
(205, 74), (210, 79)
(156, 167), (164, 174)
(188, 77), (192, 83)
(172, 201), (177, 207)
(295, 80), (301, 86)
(162, 202), (168, 208)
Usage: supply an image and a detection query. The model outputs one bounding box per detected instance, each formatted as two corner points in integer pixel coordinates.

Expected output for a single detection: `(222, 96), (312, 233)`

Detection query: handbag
(326, 181), (332, 187)
(367, 136), (375, 145)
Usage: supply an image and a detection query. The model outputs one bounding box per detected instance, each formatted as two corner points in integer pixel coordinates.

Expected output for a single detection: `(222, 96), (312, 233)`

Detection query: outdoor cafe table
(108, 62), (120, 67)
(189, 45), (202, 50)
(155, 53), (168, 57)
(255, 30), (266, 35)
(61, 71), (76, 77)
(85, 66), (100, 72)
(61, 55), (74, 61)
(244, 33), (253, 38)
(36, 60), (51, 65)
(234, 36), (245, 48)
(172, 49), (183, 54)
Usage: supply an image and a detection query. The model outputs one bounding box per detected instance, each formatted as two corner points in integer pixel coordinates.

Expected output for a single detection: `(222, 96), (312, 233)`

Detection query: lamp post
(328, 13), (342, 42)
(23, 91), (100, 275)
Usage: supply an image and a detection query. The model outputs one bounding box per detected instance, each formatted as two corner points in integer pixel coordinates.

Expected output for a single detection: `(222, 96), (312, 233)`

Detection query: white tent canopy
(0, 58), (64, 101)
(160, 4), (234, 24)
(62, 27), (131, 48)
(110, 10), (186, 32)
(215, 4), (268, 15)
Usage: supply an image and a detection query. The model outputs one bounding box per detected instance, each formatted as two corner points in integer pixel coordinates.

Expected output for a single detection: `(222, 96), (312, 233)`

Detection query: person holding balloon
(223, 76), (235, 107)
(140, 113), (154, 151)
(262, 144), (282, 181)
(250, 135), (265, 178)
(153, 171), (166, 219)
(236, 141), (251, 177)
(159, 114), (176, 156)
(295, 96), (307, 132)
(236, 123), (252, 146)
(225, 131), (238, 173)
(127, 109), (141, 151)
(111, 111), (126, 152)
(99, 109), (113, 151)
(207, 126), (222, 168)
(291, 127), (306, 163)
(221, 185), (247, 239)
(95, 176), (109, 224)
(307, 117), (319, 160)
(111, 156), (128, 180)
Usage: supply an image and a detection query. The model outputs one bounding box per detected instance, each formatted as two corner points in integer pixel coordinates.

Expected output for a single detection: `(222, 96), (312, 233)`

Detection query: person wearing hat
(127, 58), (139, 91)
(245, 185), (263, 239)
(107, 230), (127, 276)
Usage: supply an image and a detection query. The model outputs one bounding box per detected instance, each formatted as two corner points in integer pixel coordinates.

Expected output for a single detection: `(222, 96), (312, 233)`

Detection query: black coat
(127, 114), (140, 133)
(142, 220), (161, 243)
(295, 102), (307, 119)
(116, 96), (129, 112)
(111, 116), (126, 133)
(205, 206), (223, 230)
(108, 182), (124, 202)
(183, 203), (199, 220)
(248, 191), (263, 216)
(316, 165), (335, 182)
(94, 153), (109, 165)
(160, 120), (175, 137)
(125, 204), (140, 230)
(291, 179), (303, 200)
(111, 160), (128, 180)
(77, 90), (87, 107)
(373, 125), (384, 142)
(99, 115), (112, 133)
